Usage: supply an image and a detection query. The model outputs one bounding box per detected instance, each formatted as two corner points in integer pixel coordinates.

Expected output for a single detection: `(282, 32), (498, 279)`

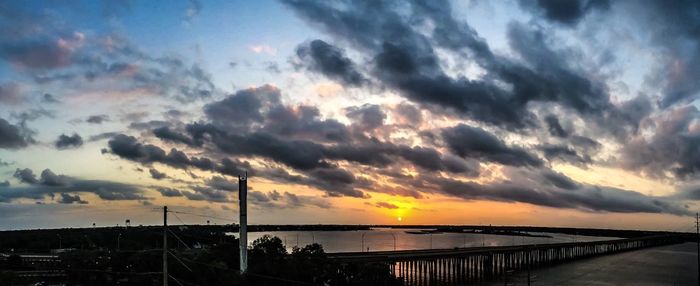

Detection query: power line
(171, 212), (188, 226)
(168, 275), (185, 286)
(168, 250), (193, 272)
(169, 274), (200, 286)
(170, 210), (236, 223)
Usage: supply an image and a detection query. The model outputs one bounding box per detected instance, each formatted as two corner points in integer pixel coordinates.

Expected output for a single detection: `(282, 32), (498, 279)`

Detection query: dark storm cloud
(40, 169), (70, 186)
(157, 187), (183, 197)
(283, 1), (623, 132)
(539, 144), (592, 166)
(248, 190), (271, 204)
(616, 94), (653, 132)
(59, 193), (87, 204)
(206, 176), (238, 191)
(153, 126), (198, 146)
(86, 115), (110, 124)
(540, 170), (580, 190)
(0, 118), (31, 149)
(620, 0), (700, 107)
(518, 0), (610, 25)
(246, 190), (331, 209)
(284, 192), (332, 208)
(216, 158), (251, 177)
(177, 118), (489, 198)
(431, 174), (688, 215)
(149, 168), (167, 180)
(181, 122), (370, 197)
(258, 166), (367, 198)
(193, 119), (476, 178)
(544, 115), (569, 138)
(75, 0), (699, 214)
(409, 0), (495, 63)
(145, 86), (491, 198)
(570, 135), (601, 150)
(55, 133), (83, 149)
(346, 104), (385, 132)
(107, 134), (186, 164)
(42, 93), (60, 104)
(394, 103), (422, 124)
(503, 22), (612, 115)
(442, 155), (479, 176)
(106, 134), (252, 176)
(374, 42), (535, 130)
(263, 105), (350, 142)
(182, 191), (206, 201)
(189, 186), (230, 202)
(129, 120), (170, 131)
(668, 185), (700, 202)
(373, 201), (399, 209)
(202, 86), (349, 143)
(296, 39), (366, 86)
(191, 87), (470, 186)
(3, 168), (147, 202)
(441, 124), (542, 167)
(282, 0), (534, 129)
(163, 109), (188, 119)
(620, 106), (700, 179)
(397, 146), (479, 175)
(203, 85), (280, 129)
(88, 132), (119, 142)
(14, 168), (38, 184)
(306, 167), (365, 198)
(196, 128), (332, 170)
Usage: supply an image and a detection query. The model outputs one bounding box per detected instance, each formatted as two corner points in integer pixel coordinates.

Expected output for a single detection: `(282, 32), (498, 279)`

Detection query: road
(491, 242), (697, 286)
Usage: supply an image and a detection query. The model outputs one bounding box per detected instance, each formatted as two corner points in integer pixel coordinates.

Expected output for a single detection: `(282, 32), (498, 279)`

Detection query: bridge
(328, 235), (683, 285)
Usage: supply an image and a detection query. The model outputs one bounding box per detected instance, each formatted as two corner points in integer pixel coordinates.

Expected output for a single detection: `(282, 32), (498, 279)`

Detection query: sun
(397, 216), (402, 222)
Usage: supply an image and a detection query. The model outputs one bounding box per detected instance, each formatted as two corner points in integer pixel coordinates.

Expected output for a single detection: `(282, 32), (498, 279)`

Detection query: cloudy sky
(1, 0), (699, 231)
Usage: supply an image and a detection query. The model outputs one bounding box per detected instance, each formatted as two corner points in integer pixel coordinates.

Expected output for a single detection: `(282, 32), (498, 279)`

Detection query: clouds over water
(2, 0), (700, 221)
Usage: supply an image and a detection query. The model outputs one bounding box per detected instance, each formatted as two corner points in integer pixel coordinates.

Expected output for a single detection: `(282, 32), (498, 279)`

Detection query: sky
(1, 0), (700, 231)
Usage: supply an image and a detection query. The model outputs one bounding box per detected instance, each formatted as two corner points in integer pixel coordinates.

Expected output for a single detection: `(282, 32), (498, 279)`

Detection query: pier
(328, 235), (683, 285)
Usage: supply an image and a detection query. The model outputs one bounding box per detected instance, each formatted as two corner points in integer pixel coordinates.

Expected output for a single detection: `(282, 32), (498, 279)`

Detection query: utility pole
(163, 206), (168, 286)
(696, 212), (699, 286)
(239, 174), (248, 274)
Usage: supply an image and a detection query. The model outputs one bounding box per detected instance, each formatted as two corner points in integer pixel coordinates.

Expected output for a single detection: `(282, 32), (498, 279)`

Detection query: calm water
(239, 228), (616, 253)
